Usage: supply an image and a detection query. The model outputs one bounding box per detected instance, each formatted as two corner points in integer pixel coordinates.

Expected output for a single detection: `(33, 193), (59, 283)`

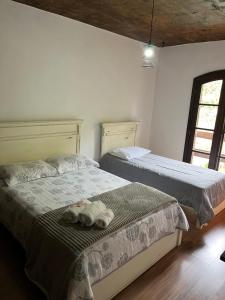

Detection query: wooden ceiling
(13, 0), (225, 46)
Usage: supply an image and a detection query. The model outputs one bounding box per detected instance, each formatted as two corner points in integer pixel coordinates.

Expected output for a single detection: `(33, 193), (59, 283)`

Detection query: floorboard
(0, 210), (225, 300)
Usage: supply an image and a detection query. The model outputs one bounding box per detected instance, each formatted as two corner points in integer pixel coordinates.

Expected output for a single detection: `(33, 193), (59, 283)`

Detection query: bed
(100, 121), (225, 227)
(0, 120), (188, 300)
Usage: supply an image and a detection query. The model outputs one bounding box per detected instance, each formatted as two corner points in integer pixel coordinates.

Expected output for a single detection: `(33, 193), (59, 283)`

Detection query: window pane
(220, 135), (225, 156)
(218, 158), (225, 173)
(200, 80), (223, 104)
(196, 105), (218, 130)
(193, 129), (213, 153)
(191, 152), (209, 168)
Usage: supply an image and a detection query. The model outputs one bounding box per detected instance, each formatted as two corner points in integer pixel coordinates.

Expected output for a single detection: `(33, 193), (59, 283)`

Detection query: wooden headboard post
(0, 120), (82, 165)
(101, 122), (139, 156)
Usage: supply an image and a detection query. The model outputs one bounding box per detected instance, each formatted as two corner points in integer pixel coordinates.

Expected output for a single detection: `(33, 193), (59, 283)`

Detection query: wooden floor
(1, 211), (225, 300)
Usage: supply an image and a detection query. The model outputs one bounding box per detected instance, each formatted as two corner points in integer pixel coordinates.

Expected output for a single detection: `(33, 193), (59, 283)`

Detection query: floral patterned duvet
(0, 167), (188, 300)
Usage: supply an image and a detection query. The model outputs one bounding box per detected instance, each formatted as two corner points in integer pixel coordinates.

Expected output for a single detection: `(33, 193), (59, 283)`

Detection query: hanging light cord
(149, 0), (155, 44)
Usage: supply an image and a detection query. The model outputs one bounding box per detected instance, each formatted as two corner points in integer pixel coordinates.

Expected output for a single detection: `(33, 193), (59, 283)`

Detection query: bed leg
(176, 230), (182, 246)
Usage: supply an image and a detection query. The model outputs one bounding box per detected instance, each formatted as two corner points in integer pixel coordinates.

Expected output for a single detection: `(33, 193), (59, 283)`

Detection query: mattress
(0, 167), (188, 300)
(100, 153), (225, 225)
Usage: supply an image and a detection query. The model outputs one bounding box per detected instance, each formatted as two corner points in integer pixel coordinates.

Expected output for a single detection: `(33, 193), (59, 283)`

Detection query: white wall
(0, 0), (158, 159)
(150, 40), (225, 160)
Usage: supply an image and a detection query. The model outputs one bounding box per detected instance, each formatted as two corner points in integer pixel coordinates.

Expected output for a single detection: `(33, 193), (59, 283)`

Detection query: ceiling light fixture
(143, 0), (155, 68)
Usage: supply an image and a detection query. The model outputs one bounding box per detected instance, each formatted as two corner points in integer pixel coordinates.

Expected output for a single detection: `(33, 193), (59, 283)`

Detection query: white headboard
(0, 120), (82, 165)
(101, 122), (139, 156)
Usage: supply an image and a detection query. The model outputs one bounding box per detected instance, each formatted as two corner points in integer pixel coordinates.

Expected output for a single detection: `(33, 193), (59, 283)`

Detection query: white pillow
(0, 160), (58, 186)
(110, 146), (151, 160)
(46, 154), (99, 174)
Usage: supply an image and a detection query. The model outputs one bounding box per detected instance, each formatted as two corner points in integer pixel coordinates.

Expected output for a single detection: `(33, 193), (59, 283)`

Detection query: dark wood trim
(183, 70), (225, 170)
(199, 103), (219, 107)
(192, 149), (210, 156)
(209, 80), (225, 169)
(195, 127), (214, 132)
(194, 70), (225, 84)
(183, 80), (201, 162)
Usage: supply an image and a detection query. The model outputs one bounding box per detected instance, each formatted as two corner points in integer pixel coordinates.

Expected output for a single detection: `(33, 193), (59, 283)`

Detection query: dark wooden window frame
(183, 70), (225, 170)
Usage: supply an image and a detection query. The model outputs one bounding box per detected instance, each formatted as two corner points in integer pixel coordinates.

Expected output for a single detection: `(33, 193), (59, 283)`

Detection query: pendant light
(143, 0), (155, 68)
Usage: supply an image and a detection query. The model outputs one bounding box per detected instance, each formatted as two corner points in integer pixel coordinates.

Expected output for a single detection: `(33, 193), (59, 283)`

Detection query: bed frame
(101, 122), (139, 156)
(0, 120), (82, 164)
(93, 230), (181, 300)
(101, 121), (225, 228)
(0, 120), (182, 300)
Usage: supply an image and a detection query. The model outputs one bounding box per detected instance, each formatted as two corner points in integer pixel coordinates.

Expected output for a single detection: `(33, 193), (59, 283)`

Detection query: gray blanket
(25, 182), (177, 300)
(100, 153), (225, 225)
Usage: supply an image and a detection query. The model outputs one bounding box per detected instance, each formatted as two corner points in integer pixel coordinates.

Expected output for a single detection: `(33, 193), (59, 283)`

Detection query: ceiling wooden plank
(13, 0), (225, 46)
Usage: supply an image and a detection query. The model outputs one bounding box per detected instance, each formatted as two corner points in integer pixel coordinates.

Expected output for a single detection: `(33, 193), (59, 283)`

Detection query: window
(183, 70), (225, 173)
